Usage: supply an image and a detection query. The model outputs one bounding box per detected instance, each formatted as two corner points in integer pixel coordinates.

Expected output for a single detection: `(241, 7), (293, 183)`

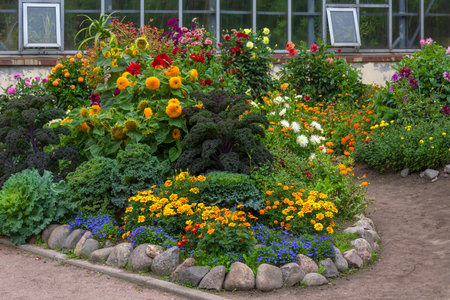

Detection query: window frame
(23, 2), (61, 48)
(326, 7), (361, 47)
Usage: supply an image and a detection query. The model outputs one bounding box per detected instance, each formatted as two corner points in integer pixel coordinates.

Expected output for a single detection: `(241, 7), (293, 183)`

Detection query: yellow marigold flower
(189, 187), (199, 194)
(137, 215), (145, 223)
(286, 215), (294, 221)
(144, 107), (153, 118)
(297, 211), (304, 218)
(145, 76), (160, 90)
(168, 98), (180, 106)
(190, 69), (198, 81)
(89, 105), (101, 114)
(76, 53), (82, 58)
(419, 139), (424, 144)
(197, 175), (206, 182)
(172, 128), (181, 140)
(265, 190), (274, 196)
(314, 222), (323, 231)
(80, 107), (89, 117)
(165, 180), (173, 187)
(310, 219), (316, 225)
(166, 104), (182, 118)
(316, 213), (324, 220)
(164, 66), (180, 77)
(169, 76), (182, 89)
(207, 228), (215, 235)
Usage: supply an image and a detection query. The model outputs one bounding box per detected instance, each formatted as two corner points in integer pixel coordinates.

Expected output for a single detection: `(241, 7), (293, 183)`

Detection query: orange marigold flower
(344, 150), (350, 155)
(78, 122), (90, 132)
(78, 77), (84, 83)
(145, 76), (160, 90)
(144, 107), (153, 118)
(169, 76), (182, 89)
(164, 66), (180, 77)
(361, 181), (369, 186)
(172, 128), (181, 140)
(168, 98), (180, 106)
(190, 69), (198, 81)
(166, 104), (182, 118)
(70, 85), (75, 89)
(64, 72), (70, 78)
(280, 83), (289, 91)
(76, 53), (82, 58)
(117, 76), (129, 90)
(268, 128), (274, 132)
(52, 79), (60, 86)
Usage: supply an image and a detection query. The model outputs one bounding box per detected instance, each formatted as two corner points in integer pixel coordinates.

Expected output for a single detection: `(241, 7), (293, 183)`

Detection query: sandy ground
(1, 165), (449, 300)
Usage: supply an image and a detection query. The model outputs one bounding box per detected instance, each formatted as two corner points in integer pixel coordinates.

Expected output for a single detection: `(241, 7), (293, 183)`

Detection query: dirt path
(1, 166), (449, 299)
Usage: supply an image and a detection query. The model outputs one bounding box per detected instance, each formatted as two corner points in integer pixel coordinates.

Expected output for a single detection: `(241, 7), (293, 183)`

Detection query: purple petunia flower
(7, 87), (15, 94)
(389, 86), (395, 92)
(391, 73), (399, 82)
(409, 78), (418, 88)
(443, 72), (450, 82)
(35, 76), (41, 81)
(399, 67), (412, 79)
(443, 104), (450, 115)
(13, 73), (21, 79)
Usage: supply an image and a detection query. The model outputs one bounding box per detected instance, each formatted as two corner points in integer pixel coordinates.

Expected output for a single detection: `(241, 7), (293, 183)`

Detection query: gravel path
(1, 165), (449, 300)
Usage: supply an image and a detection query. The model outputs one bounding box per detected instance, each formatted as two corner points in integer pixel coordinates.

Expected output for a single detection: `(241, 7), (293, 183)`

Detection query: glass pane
(0, 0), (16, 10)
(257, 1), (287, 48)
(27, 7), (58, 44)
(392, 0), (420, 49)
(330, 11), (358, 43)
(145, 13), (178, 29)
(292, 16), (321, 44)
(112, 0), (140, 10)
(360, 8), (388, 48)
(145, 0), (178, 10)
(65, 0), (101, 10)
(221, 1), (252, 34)
(0, 12), (18, 50)
(183, 0), (216, 32)
(425, 0), (450, 46)
(109, 0), (140, 26)
(65, 13), (99, 50)
(144, 0), (178, 29)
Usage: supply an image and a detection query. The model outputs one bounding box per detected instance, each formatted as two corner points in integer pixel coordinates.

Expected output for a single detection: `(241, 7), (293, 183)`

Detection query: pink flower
(288, 48), (297, 57)
(35, 76), (40, 81)
(13, 73), (21, 79)
(42, 78), (48, 83)
(326, 57), (334, 64)
(420, 39), (426, 46)
(7, 87), (15, 94)
(205, 38), (212, 45)
(304, 95), (311, 102)
(446, 46), (450, 55)
(192, 17), (197, 23)
(426, 38), (433, 45)
(285, 41), (295, 51)
(310, 43), (318, 52)
(443, 72), (450, 81)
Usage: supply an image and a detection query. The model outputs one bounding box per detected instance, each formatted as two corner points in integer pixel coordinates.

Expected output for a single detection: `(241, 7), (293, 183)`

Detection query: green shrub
(111, 144), (166, 208)
(355, 120), (450, 172)
(175, 91), (273, 175)
(201, 171), (263, 210)
(280, 39), (364, 104)
(0, 169), (68, 244)
(65, 157), (117, 214)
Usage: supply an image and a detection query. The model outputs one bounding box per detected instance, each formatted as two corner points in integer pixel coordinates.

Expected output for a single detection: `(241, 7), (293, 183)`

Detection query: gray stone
(332, 247), (348, 273)
(355, 246), (372, 264)
(79, 239), (99, 258)
(146, 244), (164, 258)
(90, 247), (114, 262)
(41, 224), (60, 244)
(366, 230), (381, 242)
(280, 263), (305, 287)
(301, 273), (328, 286)
(178, 266), (210, 286)
(106, 243), (133, 268)
(373, 242), (380, 252)
(423, 169), (439, 180)
(344, 249), (363, 268)
(444, 164), (450, 174)
(104, 240), (114, 248)
(128, 244), (153, 272)
(400, 168), (410, 177)
(356, 229), (375, 249)
(343, 226), (363, 235)
(62, 229), (85, 251)
(198, 265), (226, 291)
(256, 264), (283, 292)
(170, 257), (196, 281)
(295, 254), (318, 274)
(151, 246), (180, 276)
(351, 238), (372, 250)
(223, 262), (255, 291)
(47, 225), (72, 250)
(354, 219), (374, 231)
(319, 258), (339, 278)
(74, 231), (92, 256)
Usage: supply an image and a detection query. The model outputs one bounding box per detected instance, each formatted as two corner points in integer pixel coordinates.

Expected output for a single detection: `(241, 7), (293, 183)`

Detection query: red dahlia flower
(126, 61), (142, 75)
(310, 43), (318, 52)
(152, 53), (172, 69)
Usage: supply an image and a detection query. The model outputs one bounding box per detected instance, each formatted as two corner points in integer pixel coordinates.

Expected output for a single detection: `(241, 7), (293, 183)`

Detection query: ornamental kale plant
(175, 91), (273, 175)
(0, 94), (79, 187)
(111, 144), (167, 208)
(0, 169), (68, 245)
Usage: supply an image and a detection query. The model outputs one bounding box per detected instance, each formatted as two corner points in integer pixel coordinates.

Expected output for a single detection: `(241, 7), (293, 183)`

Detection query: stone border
(0, 238), (228, 300)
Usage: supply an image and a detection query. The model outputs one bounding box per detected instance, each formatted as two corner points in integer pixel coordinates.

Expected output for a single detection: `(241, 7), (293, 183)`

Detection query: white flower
(295, 95), (303, 100)
(267, 47), (272, 52)
(291, 121), (300, 133)
(308, 153), (316, 161)
(269, 111), (275, 116)
(284, 103), (290, 109)
(246, 41), (254, 49)
(243, 28), (251, 35)
(296, 135), (308, 147)
(250, 53), (257, 60)
(263, 37), (269, 44)
(280, 120), (290, 128)
(263, 27), (270, 35)
(310, 121), (323, 131)
(250, 101), (259, 107)
(279, 108), (287, 116)
(273, 96), (284, 104)
(310, 134), (321, 145)
(320, 145), (327, 153)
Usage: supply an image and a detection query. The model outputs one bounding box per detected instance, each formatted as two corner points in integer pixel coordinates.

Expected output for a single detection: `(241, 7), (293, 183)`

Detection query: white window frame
(23, 3), (61, 48)
(326, 7), (361, 47)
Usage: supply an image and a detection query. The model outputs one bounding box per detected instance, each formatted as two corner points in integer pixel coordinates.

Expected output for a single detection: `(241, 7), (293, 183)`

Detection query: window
(326, 8), (361, 46)
(23, 3), (61, 48)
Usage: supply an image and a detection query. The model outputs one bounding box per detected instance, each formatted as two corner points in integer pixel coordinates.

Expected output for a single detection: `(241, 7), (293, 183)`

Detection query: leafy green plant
(280, 39), (364, 104)
(65, 156), (118, 214)
(0, 94), (79, 187)
(175, 90), (273, 175)
(75, 12), (123, 50)
(0, 169), (68, 245)
(111, 144), (166, 208)
(201, 171), (263, 211)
